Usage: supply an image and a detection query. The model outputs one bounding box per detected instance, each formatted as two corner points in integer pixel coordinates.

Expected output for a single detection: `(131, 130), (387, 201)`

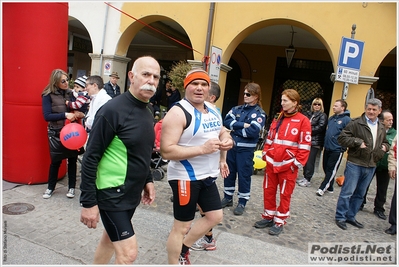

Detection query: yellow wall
(211, 2), (395, 117)
(116, 2), (396, 71)
(110, 2), (396, 118)
(212, 2), (396, 73)
(119, 3), (211, 58)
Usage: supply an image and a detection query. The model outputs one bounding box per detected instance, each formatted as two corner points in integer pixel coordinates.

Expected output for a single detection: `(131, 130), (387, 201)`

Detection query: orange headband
(184, 71), (210, 89)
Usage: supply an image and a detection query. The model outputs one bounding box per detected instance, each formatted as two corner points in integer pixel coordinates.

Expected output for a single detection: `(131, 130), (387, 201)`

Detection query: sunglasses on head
(313, 103), (321, 106)
(244, 92), (252, 97)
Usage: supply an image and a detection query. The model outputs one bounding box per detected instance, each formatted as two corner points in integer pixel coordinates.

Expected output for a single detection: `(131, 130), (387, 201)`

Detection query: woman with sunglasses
(222, 83), (267, 216)
(297, 98), (327, 187)
(41, 69), (85, 199)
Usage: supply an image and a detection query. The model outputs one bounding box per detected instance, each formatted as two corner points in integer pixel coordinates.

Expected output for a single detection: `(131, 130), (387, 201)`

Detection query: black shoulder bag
(48, 127), (85, 162)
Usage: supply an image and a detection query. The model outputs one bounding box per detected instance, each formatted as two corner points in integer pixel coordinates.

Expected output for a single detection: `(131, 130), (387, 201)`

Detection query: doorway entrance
(269, 57), (334, 126)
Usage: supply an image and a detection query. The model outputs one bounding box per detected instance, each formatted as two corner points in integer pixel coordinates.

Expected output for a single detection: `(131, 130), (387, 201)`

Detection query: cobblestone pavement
(151, 168), (397, 252)
(2, 163), (397, 265)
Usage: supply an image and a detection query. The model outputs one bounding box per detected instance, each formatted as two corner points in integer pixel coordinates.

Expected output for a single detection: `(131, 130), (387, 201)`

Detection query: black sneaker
(233, 204), (245, 215)
(221, 197), (233, 208)
(254, 218), (273, 228)
(269, 224), (283, 236)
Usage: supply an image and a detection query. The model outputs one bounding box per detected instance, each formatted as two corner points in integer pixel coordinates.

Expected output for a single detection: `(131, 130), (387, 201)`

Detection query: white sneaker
(43, 189), (53, 199)
(316, 189), (324, 196)
(298, 179), (311, 187)
(296, 178), (307, 184)
(190, 236), (216, 251)
(66, 188), (75, 198)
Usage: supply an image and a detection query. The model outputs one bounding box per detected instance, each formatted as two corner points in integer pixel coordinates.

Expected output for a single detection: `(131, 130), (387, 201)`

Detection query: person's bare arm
(160, 106), (221, 161)
(218, 126), (232, 178)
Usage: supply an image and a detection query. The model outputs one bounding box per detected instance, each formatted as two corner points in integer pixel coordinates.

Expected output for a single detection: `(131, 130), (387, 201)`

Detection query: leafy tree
(167, 60), (191, 97)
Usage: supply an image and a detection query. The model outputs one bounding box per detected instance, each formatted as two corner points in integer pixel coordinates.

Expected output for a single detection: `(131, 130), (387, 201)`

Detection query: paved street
(2, 162), (397, 265)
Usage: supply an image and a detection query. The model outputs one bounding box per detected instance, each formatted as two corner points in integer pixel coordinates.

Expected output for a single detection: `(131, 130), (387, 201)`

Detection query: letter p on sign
(343, 42), (359, 64)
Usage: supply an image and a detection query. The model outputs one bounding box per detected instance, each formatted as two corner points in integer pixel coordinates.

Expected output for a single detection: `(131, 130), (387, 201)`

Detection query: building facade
(68, 2), (397, 122)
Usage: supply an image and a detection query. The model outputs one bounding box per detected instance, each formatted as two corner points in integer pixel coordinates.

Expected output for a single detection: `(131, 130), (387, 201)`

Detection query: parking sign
(336, 37), (365, 84)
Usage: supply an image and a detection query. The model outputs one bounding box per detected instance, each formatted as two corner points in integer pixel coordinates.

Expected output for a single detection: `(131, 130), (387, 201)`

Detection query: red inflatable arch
(3, 3), (69, 184)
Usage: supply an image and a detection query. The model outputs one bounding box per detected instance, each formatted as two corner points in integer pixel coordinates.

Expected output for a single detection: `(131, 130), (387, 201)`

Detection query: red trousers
(262, 166), (298, 225)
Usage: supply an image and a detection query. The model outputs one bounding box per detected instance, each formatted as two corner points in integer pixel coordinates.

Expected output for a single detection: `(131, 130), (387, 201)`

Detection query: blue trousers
(223, 146), (254, 206)
(335, 162), (376, 221)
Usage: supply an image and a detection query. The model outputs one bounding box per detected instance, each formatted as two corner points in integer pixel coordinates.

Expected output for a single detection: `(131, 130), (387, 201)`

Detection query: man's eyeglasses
(313, 103), (321, 106)
(61, 78), (69, 84)
(244, 92), (252, 97)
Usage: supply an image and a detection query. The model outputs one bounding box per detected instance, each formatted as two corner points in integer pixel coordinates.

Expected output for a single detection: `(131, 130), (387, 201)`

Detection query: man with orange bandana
(161, 69), (233, 264)
(254, 89), (311, 236)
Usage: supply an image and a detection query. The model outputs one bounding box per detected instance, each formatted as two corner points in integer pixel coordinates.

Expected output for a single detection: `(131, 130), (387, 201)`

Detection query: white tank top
(167, 99), (222, 181)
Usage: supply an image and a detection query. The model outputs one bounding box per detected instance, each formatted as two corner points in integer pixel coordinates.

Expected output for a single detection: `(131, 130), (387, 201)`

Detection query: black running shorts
(99, 208), (136, 242)
(169, 178), (222, 222)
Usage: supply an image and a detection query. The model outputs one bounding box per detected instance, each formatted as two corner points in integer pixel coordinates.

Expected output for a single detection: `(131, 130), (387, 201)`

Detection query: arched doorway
(221, 23), (332, 124)
(269, 57), (334, 125)
(68, 17), (92, 81)
(373, 47), (397, 128)
(124, 19), (194, 107)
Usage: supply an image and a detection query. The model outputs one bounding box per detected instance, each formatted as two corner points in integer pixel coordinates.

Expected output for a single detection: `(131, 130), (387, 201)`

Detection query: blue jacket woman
(221, 83), (266, 215)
